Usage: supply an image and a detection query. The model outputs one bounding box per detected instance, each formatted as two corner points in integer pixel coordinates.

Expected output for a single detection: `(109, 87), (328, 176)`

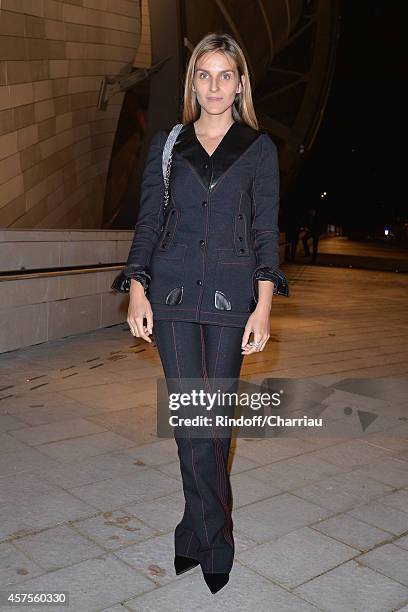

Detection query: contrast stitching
(200, 311), (247, 318)
(135, 223), (161, 232)
(185, 530), (194, 557)
(190, 448), (211, 547)
(251, 135), (264, 225)
(214, 326), (223, 378)
(212, 326), (234, 548)
(188, 325), (211, 553)
(171, 321), (182, 383)
(153, 307), (196, 311)
(171, 322), (201, 557)
(215, 433), (234, 548)
(200, 324), (215, 573)
(196, 180), (210, 320)
(202, 325), (234, 552)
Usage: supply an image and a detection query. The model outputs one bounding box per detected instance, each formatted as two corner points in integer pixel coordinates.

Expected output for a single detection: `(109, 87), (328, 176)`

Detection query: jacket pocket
(214, 248), (256, 313)
(233, 210), (250, 256)
(148, 242), (187, 305)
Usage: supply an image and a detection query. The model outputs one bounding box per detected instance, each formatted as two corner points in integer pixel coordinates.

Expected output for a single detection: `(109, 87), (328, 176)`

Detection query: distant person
(284, 206), (303, 263)
(301, 207), (325, 263)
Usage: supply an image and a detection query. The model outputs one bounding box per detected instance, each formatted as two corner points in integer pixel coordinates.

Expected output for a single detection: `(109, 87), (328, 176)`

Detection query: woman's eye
(197, 73), (231, 79)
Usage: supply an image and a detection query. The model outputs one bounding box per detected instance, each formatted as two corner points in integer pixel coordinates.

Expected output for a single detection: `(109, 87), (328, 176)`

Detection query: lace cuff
(123, 265), (151, 293)
(111, 265), (151, 294)
(253, 266), (289, 300)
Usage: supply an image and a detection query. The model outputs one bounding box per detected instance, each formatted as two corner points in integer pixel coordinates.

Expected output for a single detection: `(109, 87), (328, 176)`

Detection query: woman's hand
(127, 279), (153, 343)
(241, 305), (271, 354)
(241, 280), (274, 355)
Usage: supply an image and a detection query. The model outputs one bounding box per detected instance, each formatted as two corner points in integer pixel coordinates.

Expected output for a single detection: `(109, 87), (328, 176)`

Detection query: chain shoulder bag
(111, 123), (184, 294)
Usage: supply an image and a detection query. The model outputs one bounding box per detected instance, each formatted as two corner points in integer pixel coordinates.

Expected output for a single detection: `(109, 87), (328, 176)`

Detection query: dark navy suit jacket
(123, 120), (289, 328)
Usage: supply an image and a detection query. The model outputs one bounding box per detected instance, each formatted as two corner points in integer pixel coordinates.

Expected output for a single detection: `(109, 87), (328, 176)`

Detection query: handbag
(111, 123), (184, 294)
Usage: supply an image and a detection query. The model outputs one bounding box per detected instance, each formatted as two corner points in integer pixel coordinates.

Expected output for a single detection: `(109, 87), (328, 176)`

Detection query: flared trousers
(153, 320), (244, 573)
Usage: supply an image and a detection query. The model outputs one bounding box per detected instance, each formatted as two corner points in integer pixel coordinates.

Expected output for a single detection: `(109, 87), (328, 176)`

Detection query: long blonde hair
(181, 32), (258, 130)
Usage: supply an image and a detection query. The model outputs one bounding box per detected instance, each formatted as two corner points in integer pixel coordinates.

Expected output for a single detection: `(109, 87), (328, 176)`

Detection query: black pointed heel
(174, 554), (200, 575)
(202, 571), (230, 594)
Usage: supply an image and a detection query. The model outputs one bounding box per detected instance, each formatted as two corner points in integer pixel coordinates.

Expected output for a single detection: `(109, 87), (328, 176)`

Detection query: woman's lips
(207, 97), (223, 101)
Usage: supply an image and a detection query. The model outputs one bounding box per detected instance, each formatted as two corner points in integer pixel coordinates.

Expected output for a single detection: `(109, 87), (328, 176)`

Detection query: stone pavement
(0, 263), (407, 611)
(299, 235), (408, 272)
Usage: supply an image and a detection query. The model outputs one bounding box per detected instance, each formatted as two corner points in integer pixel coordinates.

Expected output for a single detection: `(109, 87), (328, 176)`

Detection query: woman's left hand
(241, 306), (271, 354)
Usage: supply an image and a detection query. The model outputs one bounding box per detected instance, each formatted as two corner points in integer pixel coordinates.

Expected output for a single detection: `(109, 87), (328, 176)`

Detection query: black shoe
(174, 555), (200, 575)
(202, 571), (230, 594)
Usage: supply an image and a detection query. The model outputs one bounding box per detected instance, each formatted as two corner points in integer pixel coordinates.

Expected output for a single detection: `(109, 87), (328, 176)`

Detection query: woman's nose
(209, 79), (219, 92)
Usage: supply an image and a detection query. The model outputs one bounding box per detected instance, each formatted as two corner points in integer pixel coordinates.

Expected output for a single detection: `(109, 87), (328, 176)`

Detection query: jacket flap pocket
(217, 248), (255, 265)
(153, 242), (187, 261)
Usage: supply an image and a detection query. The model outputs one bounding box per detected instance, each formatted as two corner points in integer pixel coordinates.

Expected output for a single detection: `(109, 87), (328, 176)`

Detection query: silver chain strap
(163, 151), (173, 211)
(160, 123), (183, 229)
(162, 123), (183, 210)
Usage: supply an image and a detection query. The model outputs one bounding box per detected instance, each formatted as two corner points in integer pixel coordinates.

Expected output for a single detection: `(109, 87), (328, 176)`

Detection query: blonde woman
(122, 32), (289, 594)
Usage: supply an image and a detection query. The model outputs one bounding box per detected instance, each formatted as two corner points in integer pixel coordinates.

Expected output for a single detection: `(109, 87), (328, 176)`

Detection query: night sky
(286, 0), (405, 235)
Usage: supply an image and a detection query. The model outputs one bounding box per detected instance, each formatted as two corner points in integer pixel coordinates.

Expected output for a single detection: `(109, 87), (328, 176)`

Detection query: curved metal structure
(105, 0), (340, 229)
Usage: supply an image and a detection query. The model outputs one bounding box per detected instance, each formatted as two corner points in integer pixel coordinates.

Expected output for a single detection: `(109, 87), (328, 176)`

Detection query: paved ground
(0, 261), (407, 611)
(296, 235), (408, 272)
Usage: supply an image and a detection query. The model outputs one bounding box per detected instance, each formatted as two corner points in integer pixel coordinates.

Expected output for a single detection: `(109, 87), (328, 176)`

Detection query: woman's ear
(238, 73), (245, 94)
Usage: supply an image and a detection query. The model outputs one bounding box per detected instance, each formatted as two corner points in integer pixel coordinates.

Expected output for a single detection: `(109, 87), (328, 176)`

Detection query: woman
(120, 32), (289, 593)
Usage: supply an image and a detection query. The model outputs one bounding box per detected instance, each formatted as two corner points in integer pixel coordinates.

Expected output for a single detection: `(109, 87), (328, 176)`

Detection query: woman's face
(193, 51), (244, 118)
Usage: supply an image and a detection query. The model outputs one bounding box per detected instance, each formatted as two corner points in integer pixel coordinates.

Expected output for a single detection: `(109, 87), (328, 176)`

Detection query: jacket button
(238, 213), (243, 219)
(203, 163), (208, 169)
(166, 231), (171, 236)
(200, 240), (205, 247)
(161, 243), (167, 248)
(239, 248), (245, 253)
(196, 279), (202, 285)
(202, 201), (207, 207)
(238, 236), (243, 241)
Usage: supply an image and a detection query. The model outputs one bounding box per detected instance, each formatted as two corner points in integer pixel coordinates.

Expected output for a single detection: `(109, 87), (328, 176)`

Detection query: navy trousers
(153, 320), (245, 573)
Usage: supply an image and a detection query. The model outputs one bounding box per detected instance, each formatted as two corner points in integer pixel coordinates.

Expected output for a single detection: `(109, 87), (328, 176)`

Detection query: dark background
(284, 0), (405, 239)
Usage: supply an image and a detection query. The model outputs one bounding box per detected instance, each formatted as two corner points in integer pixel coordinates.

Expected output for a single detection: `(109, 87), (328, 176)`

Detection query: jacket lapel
(169, 121), (262, 192)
